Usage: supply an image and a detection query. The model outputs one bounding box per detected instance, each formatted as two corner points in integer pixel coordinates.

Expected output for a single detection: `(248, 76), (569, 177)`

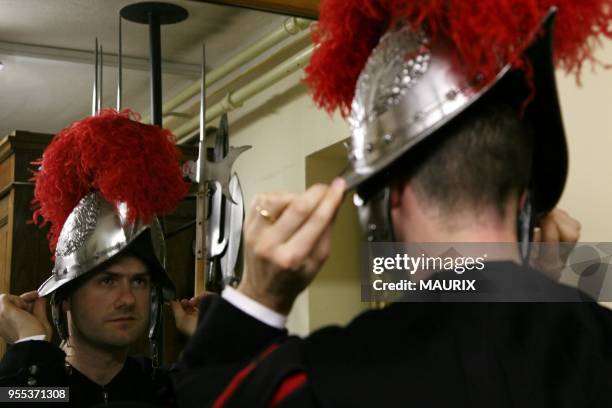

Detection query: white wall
(556, 40), (612, 241)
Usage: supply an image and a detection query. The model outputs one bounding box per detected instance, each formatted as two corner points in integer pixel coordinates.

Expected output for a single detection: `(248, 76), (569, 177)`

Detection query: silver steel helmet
(345, 10), (567, 242)
(38, 191), (174, 300)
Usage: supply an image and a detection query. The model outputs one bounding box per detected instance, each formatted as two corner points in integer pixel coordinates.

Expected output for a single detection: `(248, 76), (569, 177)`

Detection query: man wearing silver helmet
(166, 1), (612, 407)
(0, 110), (200, 406)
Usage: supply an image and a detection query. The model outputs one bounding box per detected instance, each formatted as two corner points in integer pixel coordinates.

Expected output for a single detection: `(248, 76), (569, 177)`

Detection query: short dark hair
(400, 100), (533, 217)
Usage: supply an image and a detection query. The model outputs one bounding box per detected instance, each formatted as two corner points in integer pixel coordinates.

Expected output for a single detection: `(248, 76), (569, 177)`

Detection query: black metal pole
(121, 2), (187, 127)
(148, 11), (162, 127)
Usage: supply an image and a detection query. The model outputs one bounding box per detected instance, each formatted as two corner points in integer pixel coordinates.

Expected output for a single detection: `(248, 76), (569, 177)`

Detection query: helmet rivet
(353, 193), (364, 207)
(383, 134), (393, 143)
(366, 143), (374, 152)
(368, 223), (377, 231)
(446, 90), (457, 100)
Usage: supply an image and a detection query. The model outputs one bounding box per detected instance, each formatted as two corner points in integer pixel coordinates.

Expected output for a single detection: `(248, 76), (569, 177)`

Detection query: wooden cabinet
(0, 130), (198, 364)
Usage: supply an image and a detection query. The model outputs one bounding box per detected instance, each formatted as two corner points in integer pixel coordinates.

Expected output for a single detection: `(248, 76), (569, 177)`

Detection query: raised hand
(0, 291), (52, 344)
(531, 208), (581, 280)
(238, 179), (345, 315)
(170, 293), (207, 337)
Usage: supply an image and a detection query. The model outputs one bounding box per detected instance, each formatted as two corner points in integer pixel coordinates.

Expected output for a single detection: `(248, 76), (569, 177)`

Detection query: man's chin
(103, 331), (141, 348)
(103, 323), (146, 347)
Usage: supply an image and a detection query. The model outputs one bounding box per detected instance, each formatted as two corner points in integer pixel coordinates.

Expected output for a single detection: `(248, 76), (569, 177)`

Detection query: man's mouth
(108, 316), (136, 322)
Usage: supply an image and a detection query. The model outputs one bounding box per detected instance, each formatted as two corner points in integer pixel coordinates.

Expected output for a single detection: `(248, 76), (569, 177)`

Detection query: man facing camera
(0, 110), (198, 407)
(169, 1), (612, 407)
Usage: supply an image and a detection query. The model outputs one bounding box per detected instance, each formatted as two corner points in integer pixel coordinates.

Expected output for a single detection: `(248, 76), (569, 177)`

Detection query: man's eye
(133, 278), (150, 287)
(100, 277), (116, 286)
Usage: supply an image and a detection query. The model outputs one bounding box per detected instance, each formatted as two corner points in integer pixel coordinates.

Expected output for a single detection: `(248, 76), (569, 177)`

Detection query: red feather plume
(32, 109), (190, 254)
(305, 0), (612, 116)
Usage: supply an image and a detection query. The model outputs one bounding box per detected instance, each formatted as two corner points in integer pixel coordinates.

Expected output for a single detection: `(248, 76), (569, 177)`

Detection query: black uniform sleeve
(179, 294), (288, 368)
(168, 294), (290, 407)
(211, 339), (314, 408)
(0, 340), (67, 386)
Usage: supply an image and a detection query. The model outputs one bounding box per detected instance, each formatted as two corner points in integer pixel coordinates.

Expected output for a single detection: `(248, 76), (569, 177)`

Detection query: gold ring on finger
(255, 205), (276, 222)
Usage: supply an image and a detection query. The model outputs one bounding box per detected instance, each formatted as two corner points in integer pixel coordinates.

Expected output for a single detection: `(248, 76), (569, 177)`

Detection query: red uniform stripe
(269, 371), (307, 407)
(212, 344), (280, 408)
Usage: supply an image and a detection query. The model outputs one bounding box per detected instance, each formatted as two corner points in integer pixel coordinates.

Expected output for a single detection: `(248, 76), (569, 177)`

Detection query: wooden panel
(0, 191), (14, 357)
(0, 192), (9, 222)
(190, 0), (319, 19)
(0, 155), (14, 195)
(0, 192), (13, 294)
(10, 132), (53, 183)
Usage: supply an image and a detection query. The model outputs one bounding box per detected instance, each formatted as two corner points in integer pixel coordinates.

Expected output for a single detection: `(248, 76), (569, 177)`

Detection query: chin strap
(518, 191), (535, 265)
(148, 285), (164, 379)
(354, 185), (394, 242)
(50, 292), (68, 343)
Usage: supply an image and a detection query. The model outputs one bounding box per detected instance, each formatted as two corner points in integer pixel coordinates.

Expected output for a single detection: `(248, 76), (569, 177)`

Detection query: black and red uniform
(169, 262), (612, 408)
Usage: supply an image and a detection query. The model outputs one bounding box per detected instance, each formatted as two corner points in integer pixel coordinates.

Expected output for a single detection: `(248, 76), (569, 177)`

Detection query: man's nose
(115, 281), (136, 309)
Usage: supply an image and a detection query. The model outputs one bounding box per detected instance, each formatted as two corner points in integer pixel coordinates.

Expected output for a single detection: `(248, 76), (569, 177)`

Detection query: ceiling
(0, 0), (288, 135)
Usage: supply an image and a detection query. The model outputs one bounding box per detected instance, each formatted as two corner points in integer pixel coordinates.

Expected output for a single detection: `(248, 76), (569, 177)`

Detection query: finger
(552, 209), (581, 230)
(245, 192), (296, 232)
(6, 295), (29, 311)
(557, 218), (581, 243)
(539, 209), (581, 244)
(180, 298), (194, 311)
(20, 291), (39, 303)
(188, 295), (204, 308)
(556, 217), (581, 240)
(193, 291), (207, 301)
(19, 295), (37, 314)
(278, 179), (345, 264)
(266, 184), (329, 245)
(552, 208), (568, 217)
(309, 225), (333, 269)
